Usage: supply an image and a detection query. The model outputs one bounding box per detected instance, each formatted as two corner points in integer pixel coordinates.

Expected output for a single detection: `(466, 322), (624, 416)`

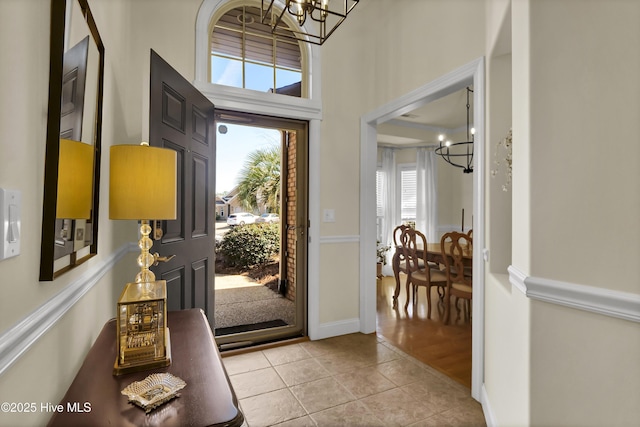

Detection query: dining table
(392, 241), (472, 309)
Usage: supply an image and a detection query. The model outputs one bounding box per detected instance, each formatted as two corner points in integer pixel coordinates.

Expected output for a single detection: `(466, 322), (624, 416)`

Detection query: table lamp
(57, 139), (94, 219)
(56, 139), (94, 249)
(109, 142), (177, 375)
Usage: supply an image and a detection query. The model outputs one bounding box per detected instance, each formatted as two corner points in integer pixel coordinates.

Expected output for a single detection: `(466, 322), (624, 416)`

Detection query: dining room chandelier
(435, 87), (475, 173)
(261, 0), (360, 45)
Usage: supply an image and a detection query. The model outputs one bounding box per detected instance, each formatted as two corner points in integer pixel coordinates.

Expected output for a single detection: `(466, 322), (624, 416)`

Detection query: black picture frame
(40, 0), (104, 281)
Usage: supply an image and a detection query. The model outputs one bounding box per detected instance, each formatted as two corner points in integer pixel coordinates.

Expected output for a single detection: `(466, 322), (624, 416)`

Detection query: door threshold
(219, 335), (309, 357)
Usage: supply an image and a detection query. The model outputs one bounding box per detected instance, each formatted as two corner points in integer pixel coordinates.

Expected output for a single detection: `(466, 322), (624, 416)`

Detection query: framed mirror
(40, 0), (104, 281)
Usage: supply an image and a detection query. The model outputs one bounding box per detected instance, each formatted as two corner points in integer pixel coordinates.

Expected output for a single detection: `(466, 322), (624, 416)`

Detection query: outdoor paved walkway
(215, 274), (295, 330)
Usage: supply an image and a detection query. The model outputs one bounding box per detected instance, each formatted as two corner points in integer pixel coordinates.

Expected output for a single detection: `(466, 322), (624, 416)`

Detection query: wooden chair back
(400, 227), (427, 275)
(393, 224), (410, 247)
(392, 224), (410, 267)
(440, 231), (472, 289)
(441, 231), (473, 323)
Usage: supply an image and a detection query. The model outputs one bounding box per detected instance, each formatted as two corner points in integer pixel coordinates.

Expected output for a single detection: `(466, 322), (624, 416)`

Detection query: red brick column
(285, 132), (297, 302)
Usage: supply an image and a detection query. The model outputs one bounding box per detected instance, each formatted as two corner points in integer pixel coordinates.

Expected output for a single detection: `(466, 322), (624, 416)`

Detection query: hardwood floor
(376, 274), (472, 388)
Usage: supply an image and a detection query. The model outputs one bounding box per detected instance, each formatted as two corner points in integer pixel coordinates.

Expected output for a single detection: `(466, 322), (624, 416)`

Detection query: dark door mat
(215, 319), (288, 336)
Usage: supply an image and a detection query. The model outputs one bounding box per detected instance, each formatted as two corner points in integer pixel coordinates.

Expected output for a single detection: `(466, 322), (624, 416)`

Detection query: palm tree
(237, 145), (281, 213)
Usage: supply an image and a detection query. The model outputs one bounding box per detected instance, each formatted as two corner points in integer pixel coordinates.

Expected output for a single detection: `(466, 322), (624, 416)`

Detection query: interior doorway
(360, 58), (486, 400)
(374, 85), (475, 388)
(213, 109), (308, 350)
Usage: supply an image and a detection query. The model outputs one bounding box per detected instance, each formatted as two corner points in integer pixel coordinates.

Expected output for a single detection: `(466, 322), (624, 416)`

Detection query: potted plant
(376, 240), (391, 278)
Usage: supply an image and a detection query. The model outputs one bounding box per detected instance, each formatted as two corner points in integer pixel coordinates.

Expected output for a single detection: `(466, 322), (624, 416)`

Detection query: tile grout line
(227, 337), (484, 427)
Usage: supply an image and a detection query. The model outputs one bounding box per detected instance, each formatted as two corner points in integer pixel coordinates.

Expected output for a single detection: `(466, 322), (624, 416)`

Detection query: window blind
(376, 170), (384, 218)
(400, 169), (416, 221)
(212, 6), (301, 70)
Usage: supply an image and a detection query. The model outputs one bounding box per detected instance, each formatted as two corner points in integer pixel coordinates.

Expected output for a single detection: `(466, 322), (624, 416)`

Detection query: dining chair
(463, 229), (473, 278)
(401, 228), (448, 317)
(441, 231), (473, 324)
(389, 225), (408, 308)
(391, 224), (410, 301)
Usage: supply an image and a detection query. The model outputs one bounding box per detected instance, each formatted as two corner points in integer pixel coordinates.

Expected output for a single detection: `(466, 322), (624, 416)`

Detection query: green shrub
(218, 223), (280, 268)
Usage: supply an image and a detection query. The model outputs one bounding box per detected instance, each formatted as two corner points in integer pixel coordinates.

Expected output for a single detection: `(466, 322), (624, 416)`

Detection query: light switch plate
(323, 209), (335, 223)
(0, 188), (21, 260)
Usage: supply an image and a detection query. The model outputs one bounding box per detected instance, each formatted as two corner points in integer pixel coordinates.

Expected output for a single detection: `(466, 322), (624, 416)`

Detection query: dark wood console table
(48, 309), (244, 427)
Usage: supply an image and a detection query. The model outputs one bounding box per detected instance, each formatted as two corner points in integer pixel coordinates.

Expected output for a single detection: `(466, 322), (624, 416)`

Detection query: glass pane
(211, 7), (305, 98)
(275, 39), (301, 70)
(211, 56), (243, 88)
(245, 32), (274, 65)
(211, 26), (242, 58)
(401, 169), (416, 221)
(275, 68), (301, 97)
(245, 62), (274, 92)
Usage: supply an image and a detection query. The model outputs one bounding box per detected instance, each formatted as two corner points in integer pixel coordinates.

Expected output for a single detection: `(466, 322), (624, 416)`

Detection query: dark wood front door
(60, 36), (88, 140)
(54, 36), (90, 260)
(149, 50), (216, 328)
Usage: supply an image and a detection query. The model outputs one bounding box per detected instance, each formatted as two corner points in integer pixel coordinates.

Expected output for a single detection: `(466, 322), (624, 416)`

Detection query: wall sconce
(109, 142), (177, 375)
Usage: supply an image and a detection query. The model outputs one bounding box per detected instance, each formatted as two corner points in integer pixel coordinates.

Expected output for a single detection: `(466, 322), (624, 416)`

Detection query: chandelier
(435, 87), (475, 173)
(261, 0), (360, 45)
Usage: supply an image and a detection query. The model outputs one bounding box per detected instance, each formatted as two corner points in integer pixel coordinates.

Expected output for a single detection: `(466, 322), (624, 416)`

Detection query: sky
(215, 123), (280, 194)
(212, 58), (299, 194)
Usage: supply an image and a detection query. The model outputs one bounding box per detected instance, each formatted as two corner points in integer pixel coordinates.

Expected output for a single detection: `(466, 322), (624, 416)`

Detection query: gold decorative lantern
(109, 142), (177, 375)
(115, 281), (169, 375)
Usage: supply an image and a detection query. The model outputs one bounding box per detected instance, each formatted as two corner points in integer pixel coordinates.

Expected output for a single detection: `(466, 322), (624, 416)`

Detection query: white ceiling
(377, 86), (474, 147)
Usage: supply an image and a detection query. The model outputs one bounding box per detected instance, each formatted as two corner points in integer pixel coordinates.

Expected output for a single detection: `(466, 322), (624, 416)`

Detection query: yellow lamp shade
(109, 144), (177, 220)
(57, 139), (94, 219)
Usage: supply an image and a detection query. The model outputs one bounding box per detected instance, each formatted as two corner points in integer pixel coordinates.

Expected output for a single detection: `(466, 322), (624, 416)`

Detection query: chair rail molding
(0, 242), (137, 377)
(508, 265), (640, 323)
(319, 235), (360, 244)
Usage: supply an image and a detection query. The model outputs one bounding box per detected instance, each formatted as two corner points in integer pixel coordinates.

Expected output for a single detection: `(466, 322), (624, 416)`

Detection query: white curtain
(416, 148), (438, 244)
(381, 148), (396, 276)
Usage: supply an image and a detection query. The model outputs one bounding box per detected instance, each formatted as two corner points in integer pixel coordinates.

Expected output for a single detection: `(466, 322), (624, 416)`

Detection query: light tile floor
(222, 333), (486, 427)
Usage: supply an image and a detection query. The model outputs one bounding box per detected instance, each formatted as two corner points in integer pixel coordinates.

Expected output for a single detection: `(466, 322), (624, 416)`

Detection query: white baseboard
(508, 265), (640, 323)
(313, 236), (360, 340)
(311, 317), (361, 340)
(481, 384), (497, 427)
(0, 242), (135, 377)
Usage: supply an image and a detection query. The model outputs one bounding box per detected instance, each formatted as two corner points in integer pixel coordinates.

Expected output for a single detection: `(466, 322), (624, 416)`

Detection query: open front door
(148, 50), (216, 329)
(213, 110), (308, 348)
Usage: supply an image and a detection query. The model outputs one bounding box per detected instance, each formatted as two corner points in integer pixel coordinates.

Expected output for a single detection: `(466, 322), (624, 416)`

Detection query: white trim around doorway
(359, 57), (486, 402)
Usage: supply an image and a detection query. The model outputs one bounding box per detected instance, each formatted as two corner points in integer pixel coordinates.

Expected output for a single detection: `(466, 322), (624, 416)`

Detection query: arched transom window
(210, 5), (303, 97)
